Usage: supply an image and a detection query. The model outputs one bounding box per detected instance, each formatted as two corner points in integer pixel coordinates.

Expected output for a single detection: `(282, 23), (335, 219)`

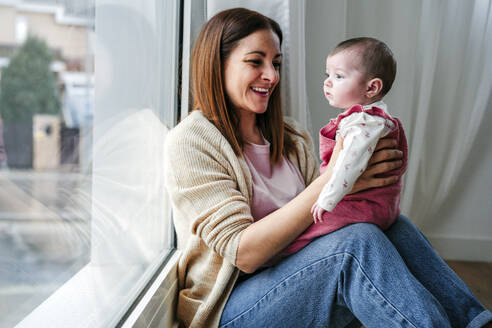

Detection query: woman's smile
(250, 86), (270, 97)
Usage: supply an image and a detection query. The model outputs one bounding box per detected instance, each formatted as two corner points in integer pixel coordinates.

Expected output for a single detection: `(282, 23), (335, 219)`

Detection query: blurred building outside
(0, 0), (94, 171)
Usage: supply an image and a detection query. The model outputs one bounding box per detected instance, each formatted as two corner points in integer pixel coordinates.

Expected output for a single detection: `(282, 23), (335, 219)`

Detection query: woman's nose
(262, 64), (279, 83)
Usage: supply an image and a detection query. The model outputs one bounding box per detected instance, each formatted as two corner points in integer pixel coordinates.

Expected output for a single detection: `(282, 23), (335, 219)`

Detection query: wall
(423, 97), (492, 261)
(305, 1), (345, 146)
(0, 6), (16, 43)
(0, 5), (88, 60)
(304, 0), (492, 261)
(22, 11), (88, 60)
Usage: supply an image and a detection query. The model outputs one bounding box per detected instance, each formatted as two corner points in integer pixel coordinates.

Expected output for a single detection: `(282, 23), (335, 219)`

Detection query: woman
(165, 8), (492, 328)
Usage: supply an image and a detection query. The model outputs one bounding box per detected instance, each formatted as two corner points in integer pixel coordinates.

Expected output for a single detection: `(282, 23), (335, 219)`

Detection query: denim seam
(221, 251), (418, 327)
(341, 252), (418, 328)
(220, 253), (346, 327)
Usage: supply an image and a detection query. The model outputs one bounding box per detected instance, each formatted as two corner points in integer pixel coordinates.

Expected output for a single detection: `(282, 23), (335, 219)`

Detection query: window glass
(0, 1), (177, 327)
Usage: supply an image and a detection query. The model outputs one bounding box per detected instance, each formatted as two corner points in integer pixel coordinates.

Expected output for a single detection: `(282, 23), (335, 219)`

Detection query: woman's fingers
(367, 148), (403, 166)
(370, 138), (402, 165)
(349, 174), (399, 194)
(365, 175), (399, 188)
(350, 138), (403, 194)
(374, 137), (397, 151)
(363, 159), (403, 177)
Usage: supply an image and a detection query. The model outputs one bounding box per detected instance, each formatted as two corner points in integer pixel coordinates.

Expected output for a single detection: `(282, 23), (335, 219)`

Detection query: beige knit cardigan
(164, 111), (319, 327)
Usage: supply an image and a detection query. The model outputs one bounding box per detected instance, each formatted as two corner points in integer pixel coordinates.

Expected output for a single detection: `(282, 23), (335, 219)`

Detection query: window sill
(121, 250), (180, 328)
(15, 250), (180, 328)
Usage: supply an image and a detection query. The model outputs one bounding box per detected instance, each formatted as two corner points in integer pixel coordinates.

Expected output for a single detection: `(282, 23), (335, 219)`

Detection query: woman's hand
(350, 138), (403, 194)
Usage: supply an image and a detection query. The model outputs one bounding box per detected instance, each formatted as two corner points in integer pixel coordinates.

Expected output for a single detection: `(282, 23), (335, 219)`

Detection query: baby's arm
(314, 113), (389, 222)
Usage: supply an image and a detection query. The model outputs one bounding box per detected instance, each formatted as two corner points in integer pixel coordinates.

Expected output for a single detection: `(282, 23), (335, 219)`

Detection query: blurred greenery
(0, 36), (60, 123)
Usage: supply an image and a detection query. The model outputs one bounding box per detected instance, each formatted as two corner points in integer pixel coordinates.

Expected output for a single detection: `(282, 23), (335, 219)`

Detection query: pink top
(243, 136), (305, 222)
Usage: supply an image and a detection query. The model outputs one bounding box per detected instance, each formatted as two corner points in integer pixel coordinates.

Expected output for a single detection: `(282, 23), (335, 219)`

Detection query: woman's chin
(257, 107), (269, 114)
(250, 104), (269, 114)
(237, 105), (268, 115)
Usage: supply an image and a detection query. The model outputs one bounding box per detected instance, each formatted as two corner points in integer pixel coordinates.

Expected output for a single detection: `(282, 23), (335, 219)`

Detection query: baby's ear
(366, 78), (383, 99)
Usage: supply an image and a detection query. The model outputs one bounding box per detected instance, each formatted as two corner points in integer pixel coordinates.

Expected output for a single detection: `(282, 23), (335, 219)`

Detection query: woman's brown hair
(191, 7), (301, 164)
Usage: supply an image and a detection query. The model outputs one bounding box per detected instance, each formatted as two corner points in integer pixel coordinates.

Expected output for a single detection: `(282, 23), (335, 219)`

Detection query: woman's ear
(366, 78), (383, 99)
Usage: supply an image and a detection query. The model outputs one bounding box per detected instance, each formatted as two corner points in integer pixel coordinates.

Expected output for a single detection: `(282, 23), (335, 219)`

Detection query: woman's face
(223, 29), (282, 116)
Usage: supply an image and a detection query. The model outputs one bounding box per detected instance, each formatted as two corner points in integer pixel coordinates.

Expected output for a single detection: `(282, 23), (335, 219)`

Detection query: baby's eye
(325, 72), (330, 78)
(336, 74), (344, 79)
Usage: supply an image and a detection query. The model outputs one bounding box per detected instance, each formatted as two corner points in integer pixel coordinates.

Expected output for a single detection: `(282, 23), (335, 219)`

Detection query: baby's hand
(311, 203), (327, 223)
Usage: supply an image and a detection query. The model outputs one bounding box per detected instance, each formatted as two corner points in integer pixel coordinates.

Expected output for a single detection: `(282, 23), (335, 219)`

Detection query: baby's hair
(330, 37), (396, 96)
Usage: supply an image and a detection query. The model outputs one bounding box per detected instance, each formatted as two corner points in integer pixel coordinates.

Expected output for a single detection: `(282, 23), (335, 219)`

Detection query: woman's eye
(248, 59), (261, 65)
(273, 62), (281, 69)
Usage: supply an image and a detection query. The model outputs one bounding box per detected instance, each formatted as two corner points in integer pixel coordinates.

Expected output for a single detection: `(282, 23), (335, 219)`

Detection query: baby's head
(323, 37), (396, 109)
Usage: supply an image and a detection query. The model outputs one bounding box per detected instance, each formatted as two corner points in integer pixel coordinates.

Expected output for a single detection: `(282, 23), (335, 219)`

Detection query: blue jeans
(219, 215), (492, 328)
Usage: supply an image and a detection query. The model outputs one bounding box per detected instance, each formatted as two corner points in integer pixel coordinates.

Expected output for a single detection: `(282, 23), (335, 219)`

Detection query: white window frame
(119, 2), (207, 326)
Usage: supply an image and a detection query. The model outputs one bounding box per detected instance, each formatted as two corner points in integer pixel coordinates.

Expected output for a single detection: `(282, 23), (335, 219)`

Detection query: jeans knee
(344, 222), (384, 240)
(397, 214), (411, 223)
(390, 214), (433, 248)
(394, 214), (413, 230)
(300, 223), (393, 265)
(334, 223), (391, 255)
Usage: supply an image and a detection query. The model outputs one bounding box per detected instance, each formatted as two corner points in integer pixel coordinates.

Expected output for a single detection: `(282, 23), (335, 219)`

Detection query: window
(0, 1), (180, 327)
(15, 15), (28, 44)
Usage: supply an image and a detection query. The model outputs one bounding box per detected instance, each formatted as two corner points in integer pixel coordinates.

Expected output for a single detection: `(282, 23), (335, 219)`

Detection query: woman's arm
(236, 137), (403, 273)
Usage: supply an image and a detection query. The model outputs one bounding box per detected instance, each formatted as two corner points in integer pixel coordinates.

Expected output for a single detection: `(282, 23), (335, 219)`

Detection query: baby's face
(323, 50), (368, 109)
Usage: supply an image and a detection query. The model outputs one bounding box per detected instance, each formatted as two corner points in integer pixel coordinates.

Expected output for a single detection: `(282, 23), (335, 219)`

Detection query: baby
(284, 37), (408, 255)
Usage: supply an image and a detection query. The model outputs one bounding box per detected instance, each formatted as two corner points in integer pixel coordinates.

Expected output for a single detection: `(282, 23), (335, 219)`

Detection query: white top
(317, 101), (395, 211)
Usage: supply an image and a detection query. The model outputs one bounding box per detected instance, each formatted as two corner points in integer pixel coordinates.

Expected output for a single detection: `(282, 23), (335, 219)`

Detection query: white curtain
(207, 0), (311, 130)
(401, 0), (492, 226)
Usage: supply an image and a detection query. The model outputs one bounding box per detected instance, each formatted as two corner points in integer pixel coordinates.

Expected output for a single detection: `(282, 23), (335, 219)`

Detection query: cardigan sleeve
(164, 119), (253, 266)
